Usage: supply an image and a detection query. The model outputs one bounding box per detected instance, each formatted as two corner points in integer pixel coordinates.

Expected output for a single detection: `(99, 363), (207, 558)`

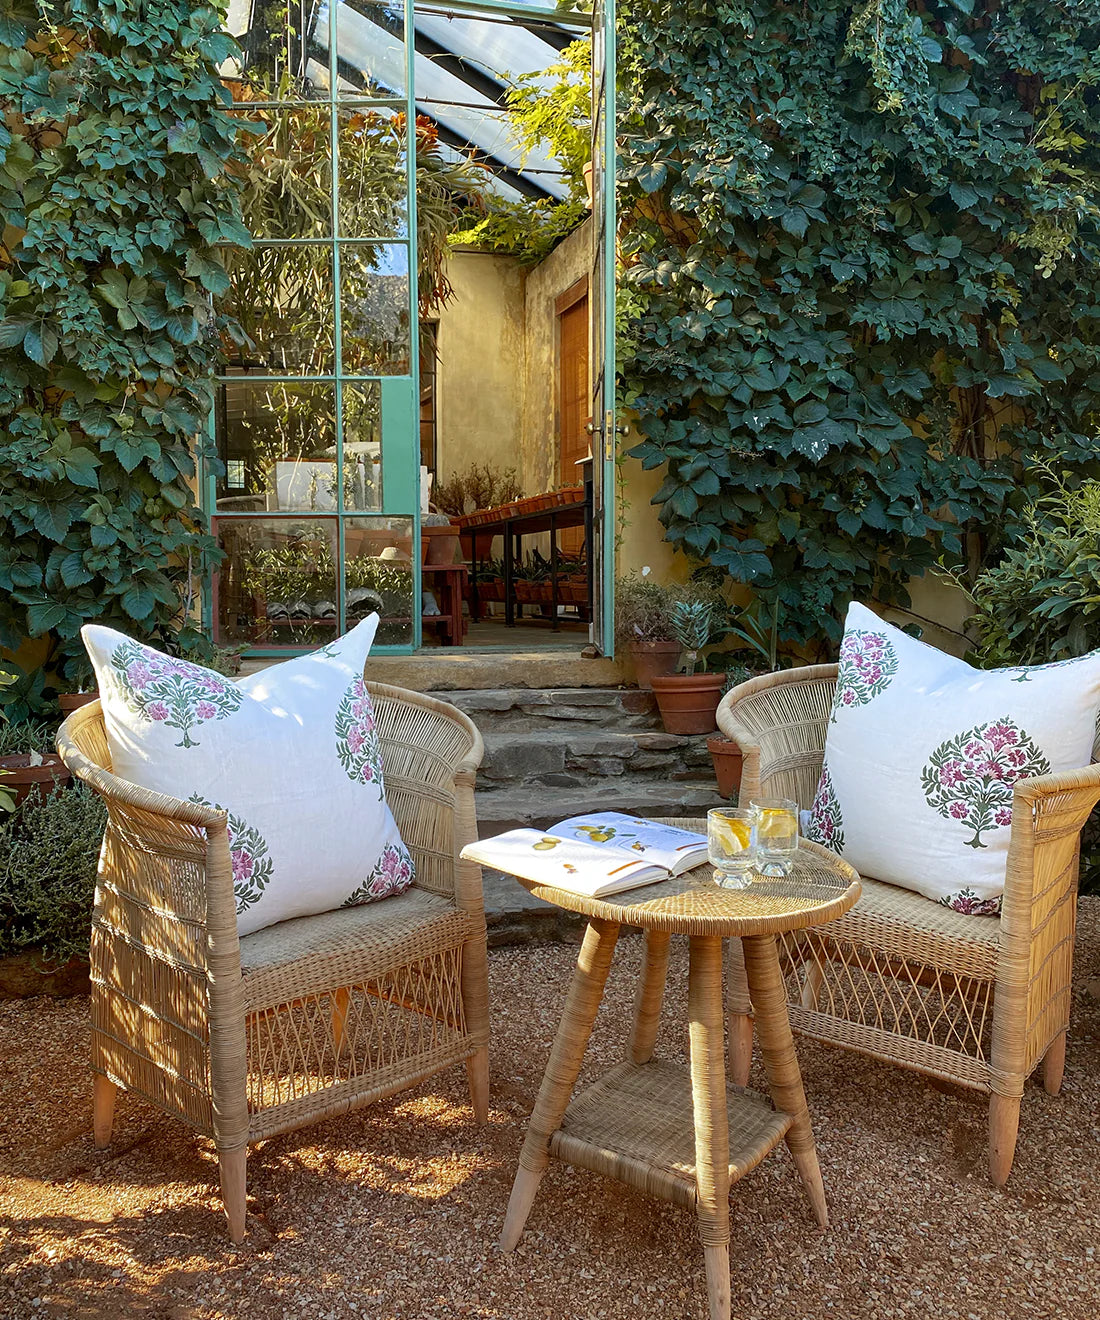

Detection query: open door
(588, 0), (617, 655)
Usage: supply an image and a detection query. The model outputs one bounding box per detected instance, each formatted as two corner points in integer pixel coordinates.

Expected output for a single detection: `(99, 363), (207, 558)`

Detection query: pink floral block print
(921, 718), (1050, 849)
(938, 887), (1001, 918)
(832, 629), (898, 721)
(335, 676), (384, 796)
(342, 841), (415, 907)
(805, 763), (844, 853)
(189, 794), (274, 914)
(110, 640), (242, 748)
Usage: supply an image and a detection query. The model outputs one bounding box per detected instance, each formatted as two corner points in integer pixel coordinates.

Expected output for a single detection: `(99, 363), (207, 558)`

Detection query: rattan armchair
(57, 683), (488, 1242)
(718, 664), (1100, 1185)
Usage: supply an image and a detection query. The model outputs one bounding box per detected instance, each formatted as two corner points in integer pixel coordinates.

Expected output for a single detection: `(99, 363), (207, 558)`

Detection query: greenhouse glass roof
(224, 1), (588, 205)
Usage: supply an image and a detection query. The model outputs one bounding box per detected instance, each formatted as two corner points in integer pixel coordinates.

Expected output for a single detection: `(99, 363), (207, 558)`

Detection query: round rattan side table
(497, 826), (861, 1320)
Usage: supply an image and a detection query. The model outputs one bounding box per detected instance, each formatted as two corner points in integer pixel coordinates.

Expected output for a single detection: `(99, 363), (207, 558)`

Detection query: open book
(460, 811), (708, 898)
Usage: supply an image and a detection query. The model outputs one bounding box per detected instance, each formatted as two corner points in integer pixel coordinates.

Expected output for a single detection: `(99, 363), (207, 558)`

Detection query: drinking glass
(750, 797), (799, 877)
(707, 806), (758, 889)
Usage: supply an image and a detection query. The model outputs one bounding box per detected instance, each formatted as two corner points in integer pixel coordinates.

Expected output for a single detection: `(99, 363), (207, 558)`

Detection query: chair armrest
(57, 702), (245, 1141)
(367, 682), (485, 916)
(57, 703), (235, 960)
(996, 762), (1100, 1078)
(717, 665), (838, 808)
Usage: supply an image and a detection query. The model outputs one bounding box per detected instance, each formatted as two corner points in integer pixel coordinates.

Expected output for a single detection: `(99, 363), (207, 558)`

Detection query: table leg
(500, 918), (620, 1252)
(741, 933), (827, 1228)
(689, 935), (731, 1320)
(726, 939), (753, 1087)
(629, 929), (670, 1065)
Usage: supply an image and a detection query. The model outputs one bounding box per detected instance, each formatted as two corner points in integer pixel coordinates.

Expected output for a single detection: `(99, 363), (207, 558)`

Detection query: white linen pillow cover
(803, 602), (1100, 915)
(82, 616), (414, 937)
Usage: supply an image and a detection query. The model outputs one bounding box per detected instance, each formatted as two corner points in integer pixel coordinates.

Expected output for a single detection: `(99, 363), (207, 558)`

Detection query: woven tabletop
(511, 817), (861, 936)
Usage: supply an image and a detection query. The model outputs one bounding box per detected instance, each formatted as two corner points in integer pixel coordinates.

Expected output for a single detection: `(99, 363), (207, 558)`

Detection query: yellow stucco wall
(433, 251), (526, 491)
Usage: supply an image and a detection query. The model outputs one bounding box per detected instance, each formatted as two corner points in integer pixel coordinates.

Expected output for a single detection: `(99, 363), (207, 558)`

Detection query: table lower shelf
(548, 1059), (794, 1212)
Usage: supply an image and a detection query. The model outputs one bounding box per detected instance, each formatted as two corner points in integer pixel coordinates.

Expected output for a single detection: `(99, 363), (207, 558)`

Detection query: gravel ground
(2, 902), (1099, 1320)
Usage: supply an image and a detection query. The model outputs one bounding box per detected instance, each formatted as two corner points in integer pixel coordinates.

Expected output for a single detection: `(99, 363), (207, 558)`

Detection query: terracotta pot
(422, 525), (461, 565)
(650, 672), (726, 735)
(629, 639), (681, 691)
(0, 754), (72, 806)
(58, 691), (98, 715)
(707, 737), (743, 798)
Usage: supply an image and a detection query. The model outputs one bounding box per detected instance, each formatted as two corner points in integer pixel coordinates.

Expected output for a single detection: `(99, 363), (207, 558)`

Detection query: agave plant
(669, 600), (715, 676)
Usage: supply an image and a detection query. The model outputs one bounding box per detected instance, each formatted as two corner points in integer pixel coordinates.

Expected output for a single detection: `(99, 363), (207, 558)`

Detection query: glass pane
(342, 383), (383, 510)
(337, 108), (407, 239)
(216, 518), (339, 648)
(344, 517), (414, 646)
(222, 245), (335, 375)
(221, 2), (331, 101)
(340, 242), (410, 374)
(216, 381), (337, 513)
(336, 0), (406, 98)
(233, 107), (333, 240)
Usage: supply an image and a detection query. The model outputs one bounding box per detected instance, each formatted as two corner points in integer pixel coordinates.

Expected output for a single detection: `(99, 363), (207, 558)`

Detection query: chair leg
(988, 1093), (1021, 1187)
(467, 1044), (490, 1121)
(219, 1147), (248, 1244)
(1042, 1032), (1066, 1096)
(93, 1074), (117, 1148)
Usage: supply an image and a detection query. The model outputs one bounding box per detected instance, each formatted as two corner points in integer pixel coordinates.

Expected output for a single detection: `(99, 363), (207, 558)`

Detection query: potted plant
(0, 719), (71, 806)
(615, 574), (681, 689)
(650, 600), (727, 734)
(706, 665), (751, 797)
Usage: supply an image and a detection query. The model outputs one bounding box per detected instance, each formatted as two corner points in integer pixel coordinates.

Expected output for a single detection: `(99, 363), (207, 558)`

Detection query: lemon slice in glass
(757, 808), (794, 841)
(712, 815), (753, 856)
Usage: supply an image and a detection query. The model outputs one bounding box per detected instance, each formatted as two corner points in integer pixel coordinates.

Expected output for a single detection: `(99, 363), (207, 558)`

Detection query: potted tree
(615, 574), (681, 690)
(650, 599), (727, 734)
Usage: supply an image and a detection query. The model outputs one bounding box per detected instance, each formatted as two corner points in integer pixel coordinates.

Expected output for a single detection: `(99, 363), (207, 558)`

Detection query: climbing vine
(618, 0), (1100, 645)
(0, 0), (248, 699)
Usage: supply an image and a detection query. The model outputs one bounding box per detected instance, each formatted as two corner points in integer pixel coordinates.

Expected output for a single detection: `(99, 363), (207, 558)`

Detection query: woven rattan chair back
(717, 664), (1100, 1185)
(58, 683), (488, 1242)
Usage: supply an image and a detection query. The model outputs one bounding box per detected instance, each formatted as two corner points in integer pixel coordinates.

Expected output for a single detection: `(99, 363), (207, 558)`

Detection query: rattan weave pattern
(517, 834), (859, 936)
(56, 682), (489, 1241)
(717, 663), (1100, 1183)
(550, 1059), (794, 1211)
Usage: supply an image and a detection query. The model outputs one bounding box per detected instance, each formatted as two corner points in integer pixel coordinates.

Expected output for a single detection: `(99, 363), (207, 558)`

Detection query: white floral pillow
(803, 602), (1100, 915)
(82, 617), (414, 937)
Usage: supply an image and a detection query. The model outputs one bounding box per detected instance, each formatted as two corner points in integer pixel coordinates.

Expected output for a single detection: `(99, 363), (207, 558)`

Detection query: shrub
(970, 460), (1100, 668)
(618, 0), (1100, 647)
(0, 782), (105, 965)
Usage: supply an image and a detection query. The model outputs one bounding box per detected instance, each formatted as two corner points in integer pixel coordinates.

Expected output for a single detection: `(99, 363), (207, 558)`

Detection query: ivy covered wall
(0, 1), (247, 702)
(618, 0), (1100, 646)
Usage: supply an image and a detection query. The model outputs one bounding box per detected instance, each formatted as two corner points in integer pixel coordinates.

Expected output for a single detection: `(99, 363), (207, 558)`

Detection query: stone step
(429, 686), (659, 733)
(474, 778), (723, 836)
(478, 727), (715, 785)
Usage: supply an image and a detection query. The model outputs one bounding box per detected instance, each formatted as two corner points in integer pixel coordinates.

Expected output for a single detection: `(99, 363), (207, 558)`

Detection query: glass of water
(749, 797), (799, 877)
(707, 806), (759, 889)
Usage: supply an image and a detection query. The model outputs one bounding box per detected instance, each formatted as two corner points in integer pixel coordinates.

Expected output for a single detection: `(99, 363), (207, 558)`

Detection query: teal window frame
(204, 0), (422, 656)
(203, 0), (609, 657)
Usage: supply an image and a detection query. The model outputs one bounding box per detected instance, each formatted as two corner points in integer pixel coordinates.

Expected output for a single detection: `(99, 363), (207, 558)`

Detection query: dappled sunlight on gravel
(2, 903), (1099, 1319)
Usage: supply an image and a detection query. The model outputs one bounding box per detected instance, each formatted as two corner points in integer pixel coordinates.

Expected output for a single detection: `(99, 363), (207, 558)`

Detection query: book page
(460, 828), (665, 896)
(551, 812), (708, 876)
